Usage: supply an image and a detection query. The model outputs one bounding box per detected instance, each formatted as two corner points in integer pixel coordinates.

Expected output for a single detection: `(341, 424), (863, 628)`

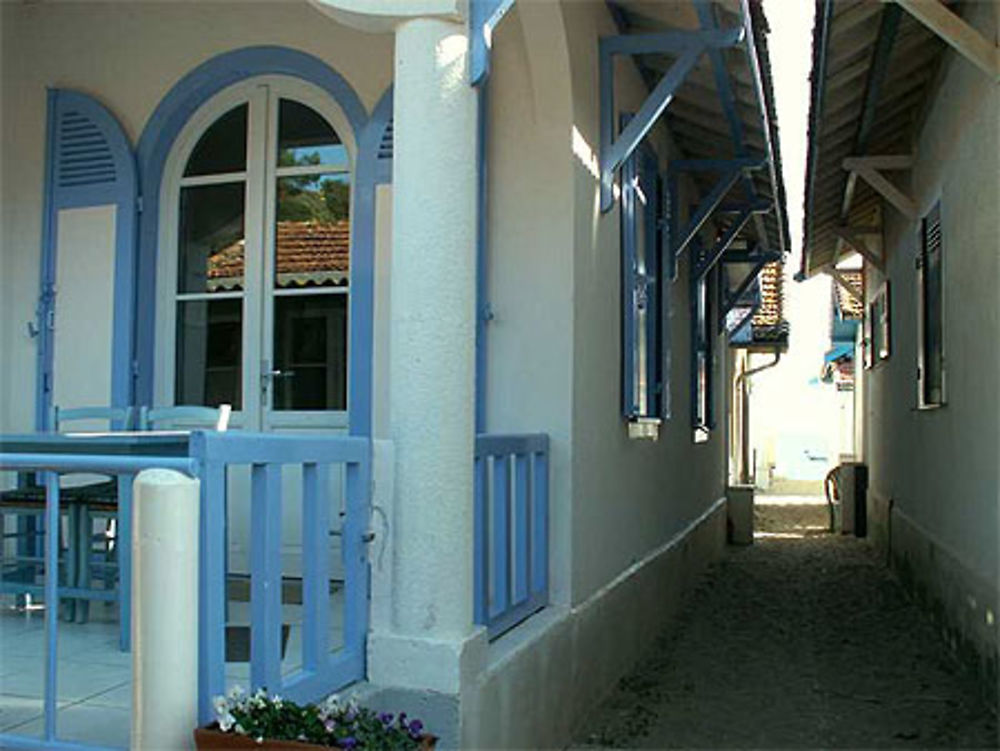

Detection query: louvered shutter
(36, 90), (137, 429)
(374, 117), (393, 184)
(918, 201), (944, 407)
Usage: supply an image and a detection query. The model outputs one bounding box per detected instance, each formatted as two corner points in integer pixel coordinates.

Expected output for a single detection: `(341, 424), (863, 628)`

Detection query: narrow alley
(574, 498), (998, 749)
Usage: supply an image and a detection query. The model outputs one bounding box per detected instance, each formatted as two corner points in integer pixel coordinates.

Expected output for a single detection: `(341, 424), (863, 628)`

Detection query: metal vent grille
(377, 119), (393, 161)
(56, 110), (116, 188)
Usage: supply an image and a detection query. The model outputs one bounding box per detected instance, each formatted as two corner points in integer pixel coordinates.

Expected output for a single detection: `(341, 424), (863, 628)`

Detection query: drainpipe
(736, 350), (781, 484)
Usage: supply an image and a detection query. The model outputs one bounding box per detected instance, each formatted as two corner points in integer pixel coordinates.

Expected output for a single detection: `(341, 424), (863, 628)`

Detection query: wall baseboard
(870, 494), (998, 712)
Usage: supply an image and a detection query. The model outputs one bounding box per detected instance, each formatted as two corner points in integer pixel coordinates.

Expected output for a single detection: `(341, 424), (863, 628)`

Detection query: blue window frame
(621, 142), (666, 423)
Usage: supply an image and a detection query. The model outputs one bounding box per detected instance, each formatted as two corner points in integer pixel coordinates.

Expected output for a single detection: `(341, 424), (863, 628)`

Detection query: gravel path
(572, 498), (998, 749)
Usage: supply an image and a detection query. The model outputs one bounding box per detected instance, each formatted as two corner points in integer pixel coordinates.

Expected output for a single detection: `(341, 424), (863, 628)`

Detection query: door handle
(260, 366), (296, 399)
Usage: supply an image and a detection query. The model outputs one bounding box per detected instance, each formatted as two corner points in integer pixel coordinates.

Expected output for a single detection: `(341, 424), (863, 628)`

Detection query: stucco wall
(863, 0), (998, 688)
(0, 0), (393, 433)
(484, 2), (577, 607)
(560, 0), (728, 606)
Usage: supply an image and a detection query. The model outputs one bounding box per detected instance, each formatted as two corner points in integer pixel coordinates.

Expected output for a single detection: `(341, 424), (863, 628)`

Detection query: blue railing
(0, 452), (198, 751)
(473, 433), (549, 639)
(0, 431), (369, 750)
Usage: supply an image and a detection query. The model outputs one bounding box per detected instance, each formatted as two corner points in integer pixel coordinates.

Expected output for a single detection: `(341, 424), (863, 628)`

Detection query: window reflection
(178, 183), (246, 294)
(184, 105), (247, 177)
(176, 298), (242, 409)
(273, 295), (347, 411)
(278, 99), (347, 167)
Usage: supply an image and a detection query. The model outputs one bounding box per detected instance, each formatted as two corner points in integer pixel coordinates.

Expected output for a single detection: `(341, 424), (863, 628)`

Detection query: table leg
(63, 502), (78, 622)
(75, 504), (91, 623)
(118, 474), (132, 652)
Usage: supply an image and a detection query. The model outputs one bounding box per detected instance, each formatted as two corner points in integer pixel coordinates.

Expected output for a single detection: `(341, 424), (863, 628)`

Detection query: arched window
(156, 77), (355, 430)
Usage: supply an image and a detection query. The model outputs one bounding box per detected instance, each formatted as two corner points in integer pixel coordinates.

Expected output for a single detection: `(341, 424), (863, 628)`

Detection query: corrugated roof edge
(800, 0), (834, 280)
(745, 0), (792, 258)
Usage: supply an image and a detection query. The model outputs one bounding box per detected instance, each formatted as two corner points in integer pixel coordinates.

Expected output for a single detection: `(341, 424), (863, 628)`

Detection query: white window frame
(155, 76), (357, 431)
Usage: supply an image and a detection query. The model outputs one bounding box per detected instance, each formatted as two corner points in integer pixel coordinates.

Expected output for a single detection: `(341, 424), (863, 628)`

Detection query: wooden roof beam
(825, 266), (865, 305)
(842, 154), (917, 220)
(889, 0), (1000, 82)
(834, 225), (885, 270)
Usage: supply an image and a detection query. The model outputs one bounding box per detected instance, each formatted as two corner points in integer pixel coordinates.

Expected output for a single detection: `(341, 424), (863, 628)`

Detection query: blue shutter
(375, 117), (393, 184)
(36, 89), (138, 429)
(919, 202), (944, 406)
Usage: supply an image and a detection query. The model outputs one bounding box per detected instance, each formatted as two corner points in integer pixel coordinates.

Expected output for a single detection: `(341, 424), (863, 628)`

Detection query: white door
(156, 77), (356, 576)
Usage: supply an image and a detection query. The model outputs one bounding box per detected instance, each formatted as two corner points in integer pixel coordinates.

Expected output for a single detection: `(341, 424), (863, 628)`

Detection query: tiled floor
(0, 589), (346, 749)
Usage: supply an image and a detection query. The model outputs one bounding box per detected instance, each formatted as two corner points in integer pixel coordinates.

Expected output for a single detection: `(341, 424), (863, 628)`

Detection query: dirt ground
(571, 497), (998, 750)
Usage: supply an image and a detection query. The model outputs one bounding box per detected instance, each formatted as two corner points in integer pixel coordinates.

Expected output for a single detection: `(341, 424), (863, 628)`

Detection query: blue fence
(0, 451), (198, 751)
(0, 431), (370, 750)
(473, 434), (549, 639)
(189, 431), (369, 722)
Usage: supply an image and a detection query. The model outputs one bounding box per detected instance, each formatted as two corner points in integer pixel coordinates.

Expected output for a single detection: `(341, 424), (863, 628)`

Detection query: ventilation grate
(56, 110), (116, 188)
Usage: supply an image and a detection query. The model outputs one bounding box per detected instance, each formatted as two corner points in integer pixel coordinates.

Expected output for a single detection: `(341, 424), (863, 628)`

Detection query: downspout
(736, 350), (781, 484)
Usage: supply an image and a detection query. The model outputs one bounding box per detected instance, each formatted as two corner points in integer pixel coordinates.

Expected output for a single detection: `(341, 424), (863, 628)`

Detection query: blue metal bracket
(720, 259), (767, 324)
(721, 248), (780, 264)
(599, 25), (745, 213)
(469, 0), (517, 87)
(728, 299), (759, 341)
(669, 161), (765, 262)
(695, 206), (755, 280)
(670, 156), (766, 172)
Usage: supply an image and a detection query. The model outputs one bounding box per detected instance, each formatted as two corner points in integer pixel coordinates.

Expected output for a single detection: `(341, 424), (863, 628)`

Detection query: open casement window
(692, 267), (714, 441)
(866, 281), (891, 368)
(917, 201), (945, 408)
(621, 140), (667, 429)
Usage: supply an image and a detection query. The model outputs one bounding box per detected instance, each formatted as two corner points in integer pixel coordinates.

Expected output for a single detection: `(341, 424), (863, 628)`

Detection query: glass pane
(635, 181), (648, 415)
(275, 174), (350, 289)
(278, 99), (346, 167)
(184, 104), (247, 177)
(925, 240), (943, 400)
(273, 294), (347, 411)
(176, 298), (242, 409)
(178, 183), (246, 294)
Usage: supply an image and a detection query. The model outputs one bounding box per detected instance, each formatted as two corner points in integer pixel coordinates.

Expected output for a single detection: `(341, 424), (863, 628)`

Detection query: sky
(750, 0), (843, 477)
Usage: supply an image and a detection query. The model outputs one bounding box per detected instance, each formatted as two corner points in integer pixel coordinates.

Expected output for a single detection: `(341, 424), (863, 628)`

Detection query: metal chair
(0, 406), (133, 619)
(75, 404), (231, 645)
(138, 404), (231, 432)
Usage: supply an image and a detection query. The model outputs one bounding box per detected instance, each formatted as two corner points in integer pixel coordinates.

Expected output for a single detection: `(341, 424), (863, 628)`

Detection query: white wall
(0, 0), (393, 434)
(482, 0), (728, 610)
(863, 1), (998, 666)
(561, 0), (727, 605)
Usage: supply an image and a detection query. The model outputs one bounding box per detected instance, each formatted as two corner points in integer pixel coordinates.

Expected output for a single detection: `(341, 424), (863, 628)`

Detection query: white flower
(212, 696), (230, 720)
(218, 711), (236, 732)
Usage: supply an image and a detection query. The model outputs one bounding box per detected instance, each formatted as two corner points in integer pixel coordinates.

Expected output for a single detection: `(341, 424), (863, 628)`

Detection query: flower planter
(194, 726), (437, 750)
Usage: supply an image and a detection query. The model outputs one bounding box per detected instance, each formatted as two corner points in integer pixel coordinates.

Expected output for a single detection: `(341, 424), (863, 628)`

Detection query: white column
(131, 469), (200, 750)
(373, 15), (481, 688)
(390, 15), (476, 638)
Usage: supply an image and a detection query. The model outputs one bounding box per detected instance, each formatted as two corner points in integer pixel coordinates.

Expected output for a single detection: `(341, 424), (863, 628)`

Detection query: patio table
(0, 431), (198, 650)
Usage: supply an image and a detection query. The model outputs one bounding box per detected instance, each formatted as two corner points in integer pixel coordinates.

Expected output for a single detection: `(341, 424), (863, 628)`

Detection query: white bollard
(131, 469), (200, 751)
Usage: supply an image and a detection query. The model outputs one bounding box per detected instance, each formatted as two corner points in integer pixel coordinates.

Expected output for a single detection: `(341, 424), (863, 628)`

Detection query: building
(0, 1), (789, 748)
(801, 0), (998, 706)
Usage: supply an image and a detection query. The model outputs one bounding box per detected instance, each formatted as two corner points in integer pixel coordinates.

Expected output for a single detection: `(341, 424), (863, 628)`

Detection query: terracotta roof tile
(751, 260), (784, 328)
(208, 220), (350, 289)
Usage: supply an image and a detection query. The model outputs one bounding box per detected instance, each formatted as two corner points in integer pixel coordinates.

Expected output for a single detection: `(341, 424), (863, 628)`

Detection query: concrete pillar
(371, 15), (484, 693)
